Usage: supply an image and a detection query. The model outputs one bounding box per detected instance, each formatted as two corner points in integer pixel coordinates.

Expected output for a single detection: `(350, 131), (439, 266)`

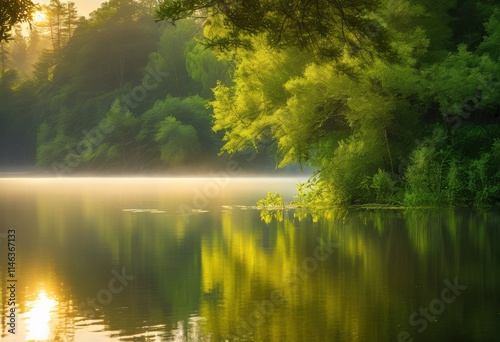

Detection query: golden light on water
(25, 291), (58, 341)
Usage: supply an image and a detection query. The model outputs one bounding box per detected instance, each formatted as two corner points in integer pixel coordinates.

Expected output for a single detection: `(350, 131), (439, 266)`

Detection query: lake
(0, 178), (499, 341)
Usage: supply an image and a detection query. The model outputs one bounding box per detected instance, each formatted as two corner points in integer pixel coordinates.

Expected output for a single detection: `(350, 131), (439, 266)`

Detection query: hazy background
(39, 0), (105, 17)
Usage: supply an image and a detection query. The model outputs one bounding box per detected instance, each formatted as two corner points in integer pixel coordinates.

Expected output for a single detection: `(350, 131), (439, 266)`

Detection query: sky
(73, 0), (106, 17)
(38, 0), (106, 17)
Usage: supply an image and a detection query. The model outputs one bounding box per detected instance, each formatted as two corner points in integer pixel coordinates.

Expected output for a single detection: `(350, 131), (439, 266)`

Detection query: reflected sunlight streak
(25, 291), (58, 341)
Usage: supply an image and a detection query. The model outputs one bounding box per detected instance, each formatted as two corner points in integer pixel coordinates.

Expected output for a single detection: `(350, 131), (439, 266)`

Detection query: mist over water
(0, 178), (498, 341)
(1, 0), (500, 340)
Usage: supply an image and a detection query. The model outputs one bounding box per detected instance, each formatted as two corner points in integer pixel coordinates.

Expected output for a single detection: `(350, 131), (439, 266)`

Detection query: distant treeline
(1, 0), (499, 205)
(0, 0), (277, 174)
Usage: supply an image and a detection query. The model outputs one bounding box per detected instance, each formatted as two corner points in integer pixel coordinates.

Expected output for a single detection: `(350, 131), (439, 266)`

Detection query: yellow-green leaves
(156, 116), (200, 164)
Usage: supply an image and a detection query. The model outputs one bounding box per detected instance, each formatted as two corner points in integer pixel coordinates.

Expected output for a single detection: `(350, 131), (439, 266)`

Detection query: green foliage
(449, 0), (497, 49)
(207, 0), (500, 207)
(318, 135), (383, 204)
(5, 4), (229, 171)
(403, 126), (500, 206)
(420, 45), (500, 119)
(2, 0), (500, 209)
(257, 192), (286, 224)
(86, 101), (139, 168)
(155, 116), (199, 165)
(0, 0), (37, 42)
(467, 153), (491, 204)
(370, 169), (398, 204)
(36, 129), (75, 167)
(137, 95), (217, 167)
(444, 160), (463, 205)
(403, 127), (450, 205)
(257, 192), (284, 208)
(466, 141), (500, 205)
(185, 42), (231, 98)
(476, 7), (500, 60)
(292, 174), (323, 207)
(157, 0), (392, 60)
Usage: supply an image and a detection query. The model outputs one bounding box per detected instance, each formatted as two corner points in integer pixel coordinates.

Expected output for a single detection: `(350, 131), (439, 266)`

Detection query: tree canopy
(0, 0), (37, 42)
(1, 0), (244, 173)
(157, 0), (500, 206)
(156, 0), (393, 60)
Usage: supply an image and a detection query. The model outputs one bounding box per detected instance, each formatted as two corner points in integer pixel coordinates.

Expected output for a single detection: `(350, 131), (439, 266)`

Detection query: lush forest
(1, 0), (499, 206)
(2, 0), (225, 173)
(157, 0), (500, 207)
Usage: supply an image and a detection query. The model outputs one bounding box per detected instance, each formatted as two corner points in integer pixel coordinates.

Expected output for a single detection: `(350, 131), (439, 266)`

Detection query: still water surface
(0, 178), (498, 341)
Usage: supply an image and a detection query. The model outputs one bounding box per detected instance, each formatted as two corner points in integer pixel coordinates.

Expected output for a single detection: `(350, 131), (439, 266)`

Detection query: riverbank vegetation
(158, 0), (500, 207)
(0, 0), (499, 206)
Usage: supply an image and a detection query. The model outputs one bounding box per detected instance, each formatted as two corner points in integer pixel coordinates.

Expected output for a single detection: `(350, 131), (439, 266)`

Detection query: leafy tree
(419, 45), (500, 122)
(156, 0), (393, 60)
(47, 0), (66, 53)
(448, 0), (497, 49)
(0, 0), (37, 42)
(137, 95), (217, 167)
(185, 41), (231, 98)
(476, 7), (500, 61)
(204, 0), (500, 205)
(3, 0), (498, 205)
(65, 2), (79, 37)
(84, 100), (140, 170)
(38, 0), (80, 53)
(155, 116), (200, 165)
(89, 0), (140, 23)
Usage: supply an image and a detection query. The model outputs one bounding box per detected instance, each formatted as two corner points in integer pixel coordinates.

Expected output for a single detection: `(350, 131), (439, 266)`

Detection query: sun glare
(25, 291), (58, 341)
(33, 11), (47, 23)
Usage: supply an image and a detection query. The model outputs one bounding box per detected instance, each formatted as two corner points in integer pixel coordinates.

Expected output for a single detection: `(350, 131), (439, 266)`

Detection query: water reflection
(0, 179), (498, 341)
(25, 291), (58, 341)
